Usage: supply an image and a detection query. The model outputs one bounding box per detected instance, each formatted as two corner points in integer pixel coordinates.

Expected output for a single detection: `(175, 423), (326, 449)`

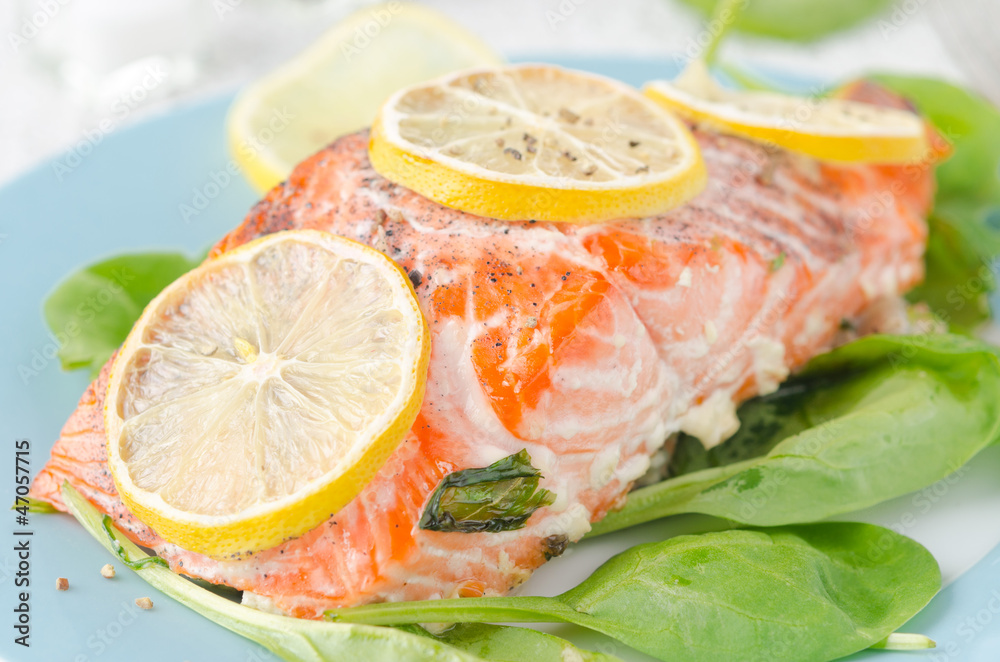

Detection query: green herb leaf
(869, 75), (1000, 331)
(43, 252), (202, 376)
(60, 483), (492, 662)
(592, 334), (1000, 535)
(400, 624), (622, 662)
(419, 449), (555, 533)
(100, 514), (170, 570)
(329, 522), (940, 662)
(677, 0), (895, 42)
(10, 496), (58, 514)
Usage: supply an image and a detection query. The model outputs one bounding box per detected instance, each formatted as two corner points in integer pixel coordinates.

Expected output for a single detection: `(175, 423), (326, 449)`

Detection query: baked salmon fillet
(31, 91), (934, 618)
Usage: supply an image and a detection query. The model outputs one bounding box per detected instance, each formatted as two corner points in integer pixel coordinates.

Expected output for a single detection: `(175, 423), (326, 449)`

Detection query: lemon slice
(369, 64), (707, 223)
(104, 230), (430, 558)
(227, 2), (502, 193)
(644, 60), (929, 164)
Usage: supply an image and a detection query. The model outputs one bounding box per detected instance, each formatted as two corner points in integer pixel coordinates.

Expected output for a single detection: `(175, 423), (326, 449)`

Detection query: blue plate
(1, 56), (998, 662)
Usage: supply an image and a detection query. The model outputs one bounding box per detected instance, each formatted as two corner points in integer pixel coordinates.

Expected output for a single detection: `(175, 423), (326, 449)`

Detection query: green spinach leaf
(43, 251), (202, 376)
(11, 496), (58, 514)
(870, 75), (1000, 330)
(677, 0), (895, 42)
(100, 514), (169, 570)
(911, 212), (996, 331)
(329, 522), (940, 662)
(593, 334), (1000, 535)
(420, 450), (555, 533)
(401, 624), (621, 662)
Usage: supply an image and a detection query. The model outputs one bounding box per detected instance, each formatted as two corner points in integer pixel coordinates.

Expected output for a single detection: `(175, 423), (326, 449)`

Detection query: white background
(1, 0), (989, 186)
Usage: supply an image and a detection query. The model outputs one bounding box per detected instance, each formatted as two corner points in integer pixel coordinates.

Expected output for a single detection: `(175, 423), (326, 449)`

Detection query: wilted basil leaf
(419, 450), (555, 533)
(667, 377), (840, 476)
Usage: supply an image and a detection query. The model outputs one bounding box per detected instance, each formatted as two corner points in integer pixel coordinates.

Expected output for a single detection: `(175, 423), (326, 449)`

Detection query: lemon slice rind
(369, 64), (708, 223)
(643, 62), (929, 164)
(104, 230), (430, 559)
